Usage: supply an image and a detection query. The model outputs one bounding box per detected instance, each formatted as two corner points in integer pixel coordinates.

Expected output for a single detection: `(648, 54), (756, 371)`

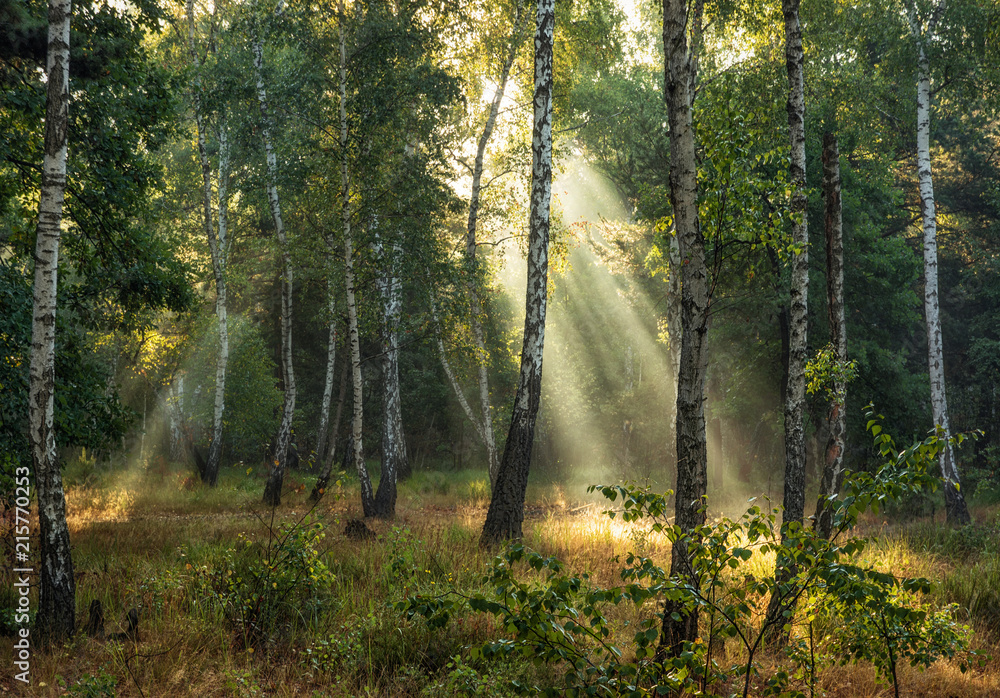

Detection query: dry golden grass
(2, 464), (998, 697)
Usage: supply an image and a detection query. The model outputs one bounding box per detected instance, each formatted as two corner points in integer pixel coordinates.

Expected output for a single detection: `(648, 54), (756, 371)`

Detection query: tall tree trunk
(314, 275), (339, 466)
(30, 0), (74, 643)
(764, 0), (809, 645)
(186, 0), (227, 485)
(205, 122), (230, 485)
(907, 0), (971, 526)
(814, 132), (847, 540)
(311, 355), (349, 501)
(479, 0), (554, 546)
(254, 31), (296, 507)
(169, 374), (185, 461)
(337, 2), (375, 515)
(658, 0), (708, 657)
(372, 237), (407, 517)
(465, 1), (525, 489)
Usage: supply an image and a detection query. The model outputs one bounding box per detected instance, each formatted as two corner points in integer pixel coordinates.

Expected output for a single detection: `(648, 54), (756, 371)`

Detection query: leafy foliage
(401, 411), (981, 696)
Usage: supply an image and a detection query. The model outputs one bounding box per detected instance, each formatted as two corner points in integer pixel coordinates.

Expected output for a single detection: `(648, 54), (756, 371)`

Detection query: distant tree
(480, 0), (555, 545)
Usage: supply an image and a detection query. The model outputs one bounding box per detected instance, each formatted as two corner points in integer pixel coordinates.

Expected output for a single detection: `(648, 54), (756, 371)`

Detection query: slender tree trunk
(254, 32), (296, 507)
(337, 3), (374, 515)
(372, 237), (407, 517)
(907, 0), (971, 526)
(431, 292), (491, 455)
(658, 0), (708, 657)
(465, 2), (525, 489)
(30, 0), (74, 643)
(815, 132), (847, 540)
(311, 356), (349, 501)
(764, 0), (809, 646)
(314, 275), (339, 466)
(480, 0), (554, 546)
(186, 0), (227, 485)
(169, 374), (185, 461)
(205, 123), (230, 485)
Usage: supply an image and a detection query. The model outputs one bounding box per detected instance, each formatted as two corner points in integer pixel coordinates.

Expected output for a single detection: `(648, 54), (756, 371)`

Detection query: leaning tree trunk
(464, 2), (525, 489)
(372, 237), (407, 517)
(337, 2), (374, 515)
(764, 0), (809, 647)
(908, 0), (971, 526)
(480, 0), (554, 547)
(658, 0), (709, 657)
(814, 132), (847, 540)
(254, 33), (296, 507)
(30, 0), (75, 643)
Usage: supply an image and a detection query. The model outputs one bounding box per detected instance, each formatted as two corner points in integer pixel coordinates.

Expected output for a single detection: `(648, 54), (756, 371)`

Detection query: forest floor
(2, 459), (1000, 697)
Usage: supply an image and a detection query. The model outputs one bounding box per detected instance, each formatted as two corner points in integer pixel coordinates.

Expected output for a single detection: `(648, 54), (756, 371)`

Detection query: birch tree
(337, 0), (376, 516)
(372, 235), (407, 517)
(30, 0), (75, 642)
(657, 0), (708, 656)
(815, 131), (847, 540)
(254, 1), (297, 507)
(764, 0), (809, 643)
(480, 0), (554, 546)
(313, 275), (339, 467)
(907, 0), (972, 526)
(185, 0), (229, 486)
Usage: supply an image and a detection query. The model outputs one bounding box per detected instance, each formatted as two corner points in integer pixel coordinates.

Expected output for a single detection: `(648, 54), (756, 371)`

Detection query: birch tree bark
(815, 132), (847, 540)
(254, 22), (296, 507)
(372, 237), (407, 517)
(205, 123), (230, 485)
(314, 274), (338, 467)
(658, 0), (709, 656)
(30, 0), (75, 643)
(480, 0), (554, 546)
(907, 0), (972, 526)
(337, 2), (375, 515)
(763, 0), (809, 644)
(186, 0), (227, 486)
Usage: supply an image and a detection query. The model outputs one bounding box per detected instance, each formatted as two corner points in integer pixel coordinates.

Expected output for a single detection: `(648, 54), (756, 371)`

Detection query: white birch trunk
(186, 0), (227, 485)
(337, 2), (374, 515)
(480, 0), (554, 546)
(29, 0), (75, 642)
(373, 236), (407, 517)
(254, 32), (296, 506)
(907, 0), (971, 525)
(205, 123), (230, 485)
(781, 0), (809, 531)
(314, 274), (338, 466)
